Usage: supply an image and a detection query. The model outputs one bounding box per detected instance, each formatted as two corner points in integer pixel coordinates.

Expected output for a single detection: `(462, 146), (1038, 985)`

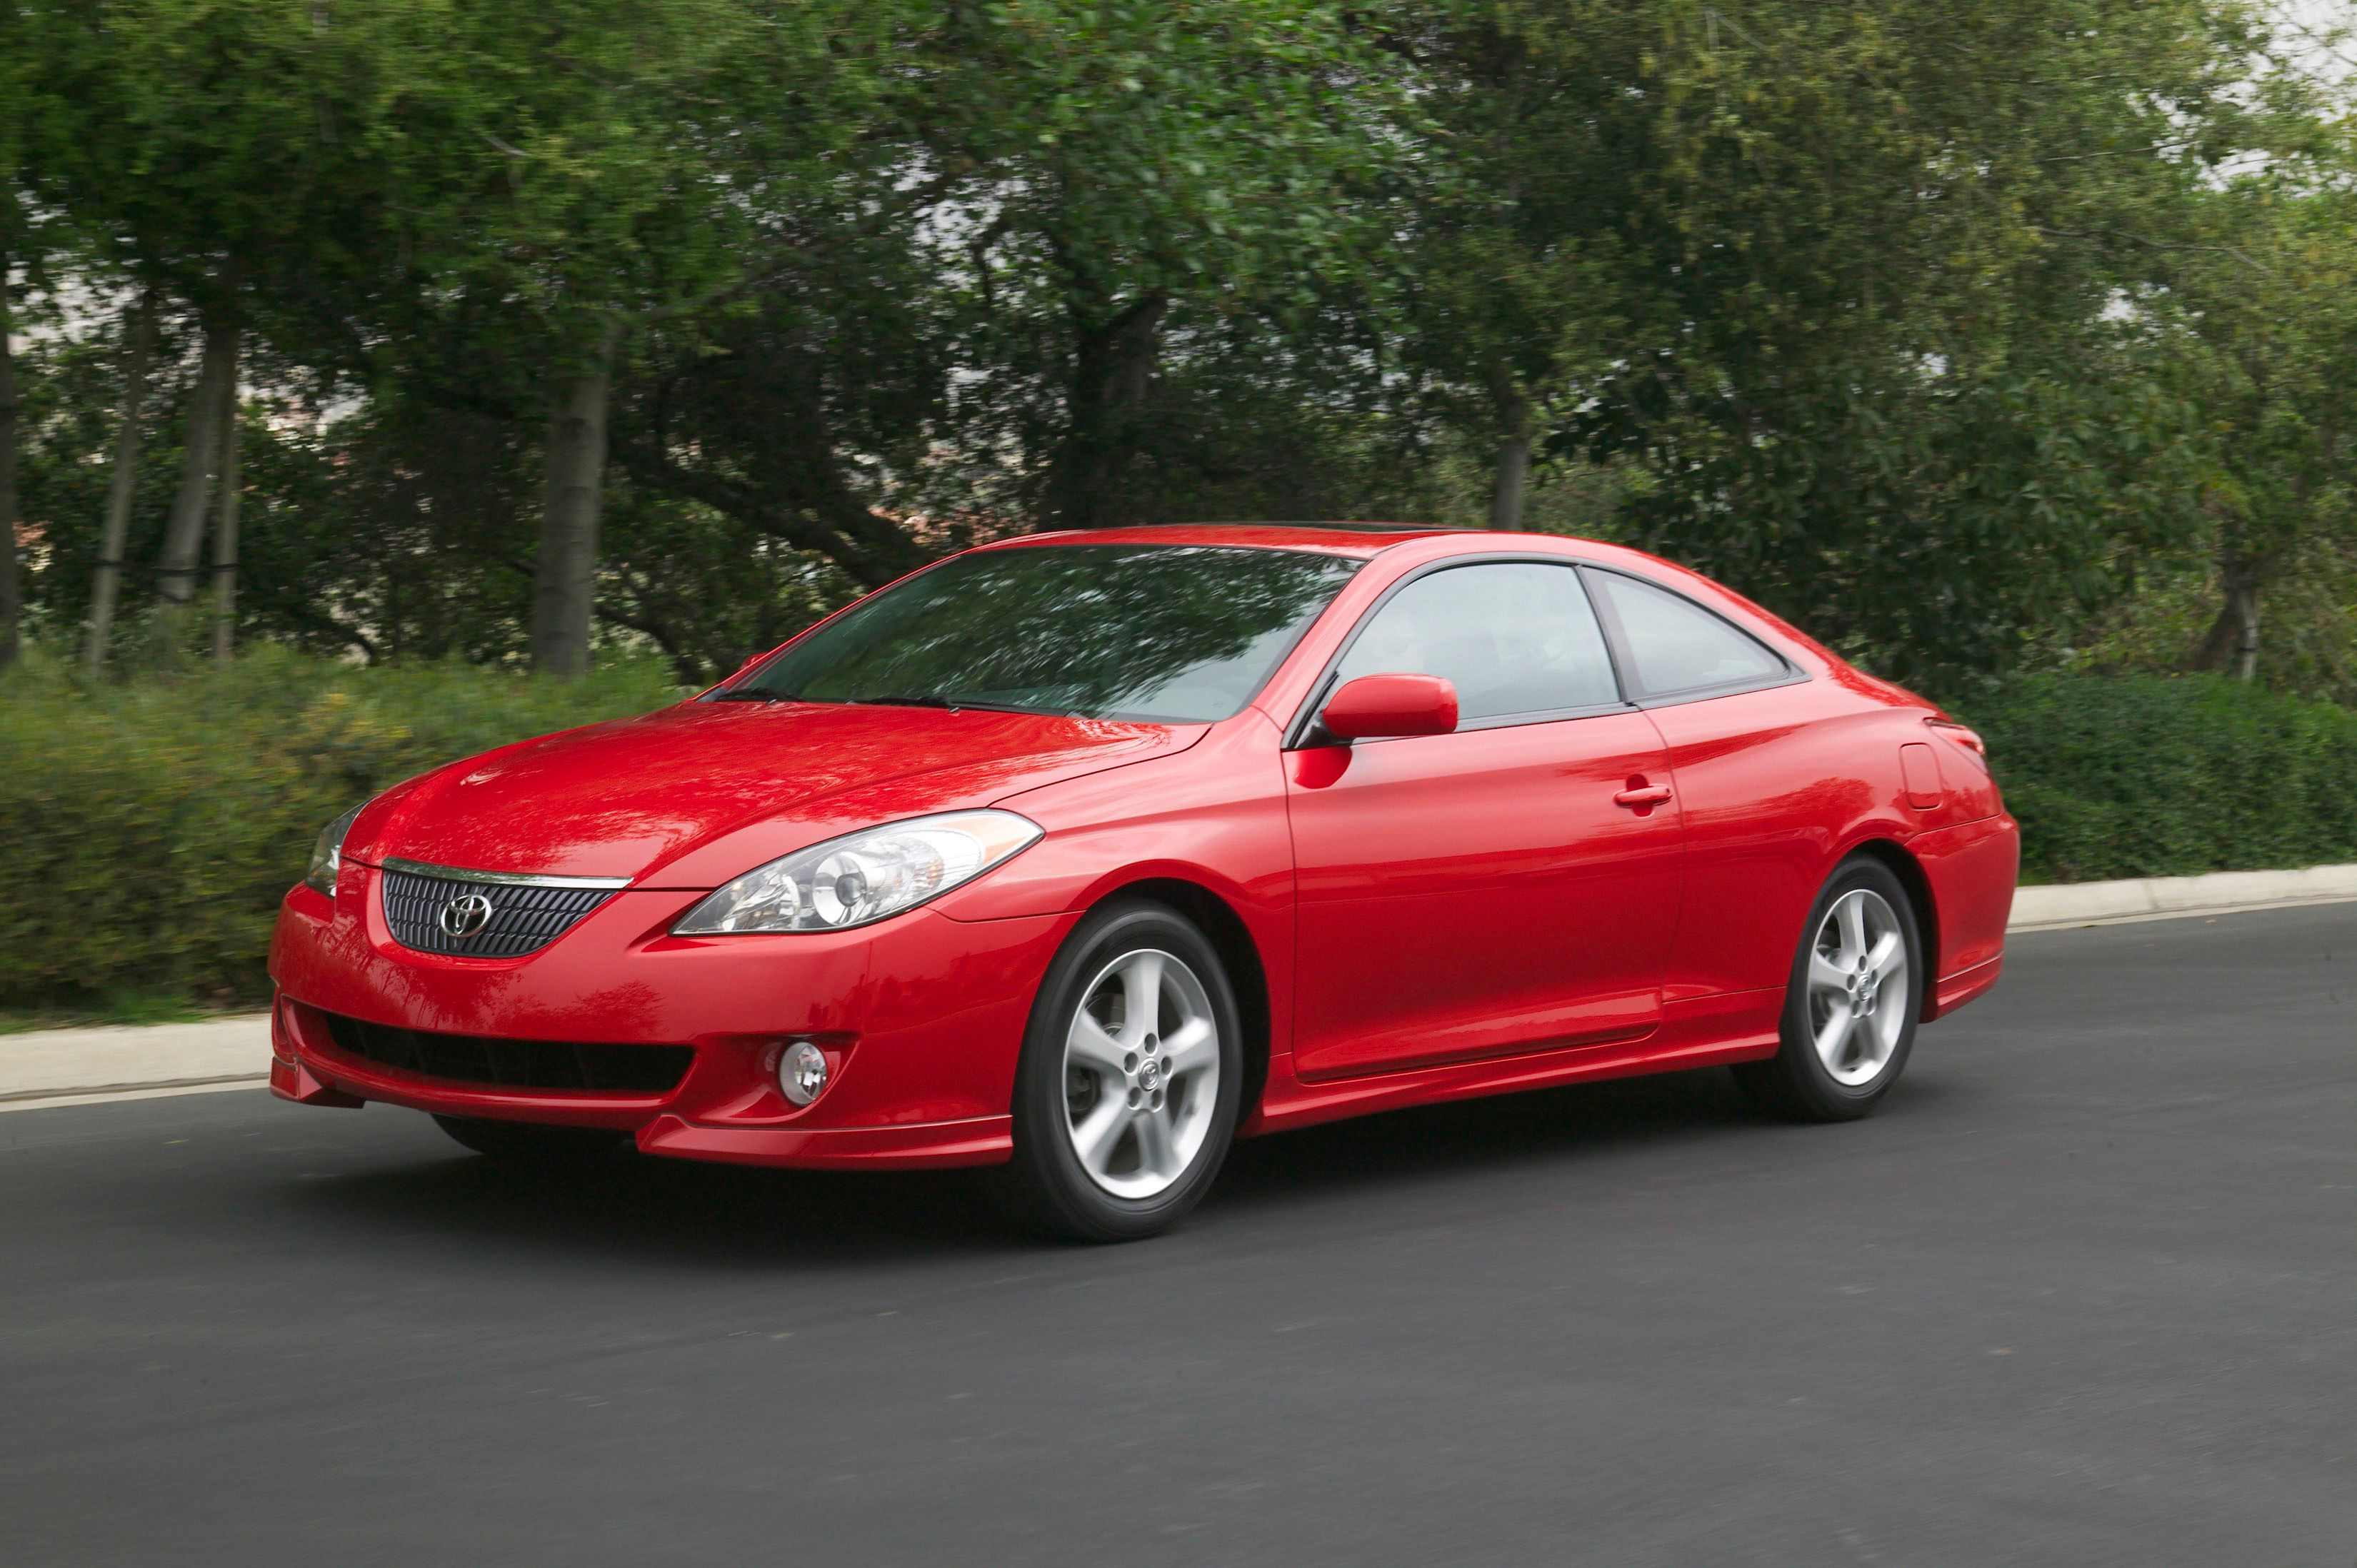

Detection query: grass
(0, 990), (238, 1035)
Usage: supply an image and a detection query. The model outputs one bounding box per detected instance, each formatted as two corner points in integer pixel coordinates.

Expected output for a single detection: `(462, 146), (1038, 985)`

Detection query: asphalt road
(5, 905), (2353, 1567)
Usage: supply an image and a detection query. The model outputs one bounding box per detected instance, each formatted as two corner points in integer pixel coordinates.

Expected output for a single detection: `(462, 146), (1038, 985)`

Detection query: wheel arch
(1845, 838), (1941, 1022)
(1089, 876), (1273, 1121)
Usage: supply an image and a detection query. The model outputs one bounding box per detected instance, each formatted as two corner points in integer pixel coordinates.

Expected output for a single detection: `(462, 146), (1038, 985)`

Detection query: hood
(347, 700), (1195, 886)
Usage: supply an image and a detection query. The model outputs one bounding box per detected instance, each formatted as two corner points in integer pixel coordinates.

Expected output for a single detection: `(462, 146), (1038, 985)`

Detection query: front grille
(321, 1012), (693, 1095)
(381, 868), (614, 958)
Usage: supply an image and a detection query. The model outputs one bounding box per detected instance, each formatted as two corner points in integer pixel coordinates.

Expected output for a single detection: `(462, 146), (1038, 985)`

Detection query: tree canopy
(1, 0), (2348, 698)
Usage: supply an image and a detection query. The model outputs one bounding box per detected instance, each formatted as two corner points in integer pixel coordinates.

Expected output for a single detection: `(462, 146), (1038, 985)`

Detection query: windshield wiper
(844, 693), (1071, 716)
(708, 688), (785, 703)
(841, 692), (957, 709)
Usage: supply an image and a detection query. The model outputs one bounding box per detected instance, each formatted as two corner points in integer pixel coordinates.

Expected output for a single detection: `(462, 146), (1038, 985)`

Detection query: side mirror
(1319, 673), (1459, 742)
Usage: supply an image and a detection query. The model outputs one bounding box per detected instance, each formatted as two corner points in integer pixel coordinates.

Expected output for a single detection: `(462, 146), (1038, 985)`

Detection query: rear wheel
(1733, 856), (1923, 1122)
(995, 899), (1244, 1242)
(432, 1114), (628, 1162)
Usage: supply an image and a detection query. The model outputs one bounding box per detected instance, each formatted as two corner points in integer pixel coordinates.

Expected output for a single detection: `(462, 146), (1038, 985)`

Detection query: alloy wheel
(1061, 948), (1223, 1200)
(1806, 888), (1910, 1087)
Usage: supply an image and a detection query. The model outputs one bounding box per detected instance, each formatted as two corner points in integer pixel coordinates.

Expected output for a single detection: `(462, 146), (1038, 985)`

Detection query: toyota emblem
(438, 892), (495, 940)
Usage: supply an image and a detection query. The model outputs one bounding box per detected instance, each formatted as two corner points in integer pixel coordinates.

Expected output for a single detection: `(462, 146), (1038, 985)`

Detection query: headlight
(304, 801), (366, 896)
(673, 810), (1042, 935)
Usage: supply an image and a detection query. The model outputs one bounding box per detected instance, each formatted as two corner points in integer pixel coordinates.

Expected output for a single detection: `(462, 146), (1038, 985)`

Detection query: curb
(0, 1015), (271, 1112)
(4, 865), (2354, 1112)
(2006, 863), (2357, 932)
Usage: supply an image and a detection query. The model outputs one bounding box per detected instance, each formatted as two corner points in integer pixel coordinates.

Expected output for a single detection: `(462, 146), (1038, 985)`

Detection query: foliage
(10, 653), (2351, 1011)
(1965, 674), (2357, 883)
(2019, 156), (2357, 703)
(1571, 0), (2316, 690)
(2063, 552), (2357, 708)
(2161, 169), (2357, 679)
(1, 1), (2351, 688)
(0, 647), (680, 1007)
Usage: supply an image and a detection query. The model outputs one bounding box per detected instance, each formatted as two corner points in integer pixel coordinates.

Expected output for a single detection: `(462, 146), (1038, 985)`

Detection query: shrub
(4, 657), (2351, 1010)
(1963, 673), (2357, 883)
(0, 649), (681, 1009)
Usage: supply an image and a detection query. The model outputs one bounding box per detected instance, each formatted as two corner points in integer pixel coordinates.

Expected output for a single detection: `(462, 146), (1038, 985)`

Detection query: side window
(1333, 562), (1620, 724)
(1583, 568), (1786, 698)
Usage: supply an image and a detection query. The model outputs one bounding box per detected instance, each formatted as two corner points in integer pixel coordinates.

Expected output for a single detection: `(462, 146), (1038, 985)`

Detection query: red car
(270, 525), (2017, 1240)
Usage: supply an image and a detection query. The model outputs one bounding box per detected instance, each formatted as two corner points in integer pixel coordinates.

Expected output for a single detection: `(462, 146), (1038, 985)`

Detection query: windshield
(724, 544), (1363, 723)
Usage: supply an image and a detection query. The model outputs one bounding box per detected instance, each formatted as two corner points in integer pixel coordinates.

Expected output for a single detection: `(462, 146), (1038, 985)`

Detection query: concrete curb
(0, 1015), (271, 1112)
(2006, 863), (2357, 931)
(4, 865), (2354, 1111)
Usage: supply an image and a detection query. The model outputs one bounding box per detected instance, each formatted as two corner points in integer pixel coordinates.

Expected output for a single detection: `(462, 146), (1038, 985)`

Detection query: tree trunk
(1490, 401), (1533, 533)
(210, 388), (241, 663)
(155, 316), (241, 609)
(0, 263), (21, 671)
(530, 327), (618, 677)
(2184, 603), (2234, 672)
(1045, 293), (1166, 531)
(85, 292), (157, 670)
(2184, 551), (2266, 680)
(2224, 580), (2259, 681)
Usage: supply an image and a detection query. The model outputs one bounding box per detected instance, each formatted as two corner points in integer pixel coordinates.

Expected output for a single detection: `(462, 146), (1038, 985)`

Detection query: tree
(929, 0), (1410, 531)
(1378, 2), (1649, 530)
(3, 0), (2344, 700)
(1555, 0), (2303, 689)
(0, 85), (22, 669)
(361, 0), (949, 673)
(0, 243), (19, 672)
(14, 0), (456, 660)
(154, 294), (239, 624)
(209, 378), (242, 662)
(2170, 171), (2357, 680)
(81, 294), (156, 668)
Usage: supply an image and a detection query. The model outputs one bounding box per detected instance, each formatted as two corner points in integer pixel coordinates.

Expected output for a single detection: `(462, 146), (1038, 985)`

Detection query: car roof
(969, 524), (1846, 672)
(984, 523), (1476, 559)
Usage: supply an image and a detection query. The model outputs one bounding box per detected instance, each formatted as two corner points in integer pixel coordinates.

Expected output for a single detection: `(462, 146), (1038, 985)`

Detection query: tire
(432, 1114), (628, 1162)
(994, 898), (1246, 1242)
(1732, 855), (1925, 1122)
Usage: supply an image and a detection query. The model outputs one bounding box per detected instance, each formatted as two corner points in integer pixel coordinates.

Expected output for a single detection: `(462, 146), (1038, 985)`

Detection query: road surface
(4, 904), (2353, 1565)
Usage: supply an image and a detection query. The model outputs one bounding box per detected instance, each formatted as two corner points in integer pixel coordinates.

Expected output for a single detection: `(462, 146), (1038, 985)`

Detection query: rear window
(1584, 570), (1788, 698)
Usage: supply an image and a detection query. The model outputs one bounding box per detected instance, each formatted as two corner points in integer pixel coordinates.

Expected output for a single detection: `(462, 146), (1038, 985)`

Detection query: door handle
(1613, 783), (1673, 810)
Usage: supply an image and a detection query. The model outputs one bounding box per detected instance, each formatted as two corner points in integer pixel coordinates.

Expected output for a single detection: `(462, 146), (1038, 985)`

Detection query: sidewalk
(0, 1015), (270, 1112)
(2007, 863), (2357, 930)
(6, 863), (2353, 1112)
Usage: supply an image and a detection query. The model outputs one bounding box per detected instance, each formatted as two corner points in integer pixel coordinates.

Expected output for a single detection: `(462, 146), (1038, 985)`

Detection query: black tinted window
(735, 545), (1361, 723)
(1585, 570), (1785, 696)
(1333, 563), (1620, 723)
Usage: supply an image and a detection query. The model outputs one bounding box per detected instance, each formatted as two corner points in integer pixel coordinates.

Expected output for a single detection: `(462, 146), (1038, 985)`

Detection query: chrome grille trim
(379, 867), (619, 958)
(376, 856), (631, 890)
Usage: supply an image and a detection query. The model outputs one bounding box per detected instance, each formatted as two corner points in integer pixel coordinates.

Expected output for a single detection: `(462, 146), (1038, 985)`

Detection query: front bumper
(267, 865), (1069, 1169)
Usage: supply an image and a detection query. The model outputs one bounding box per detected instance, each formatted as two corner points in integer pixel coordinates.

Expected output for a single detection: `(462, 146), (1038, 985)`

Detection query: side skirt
(1243, 987), (1782, 1138)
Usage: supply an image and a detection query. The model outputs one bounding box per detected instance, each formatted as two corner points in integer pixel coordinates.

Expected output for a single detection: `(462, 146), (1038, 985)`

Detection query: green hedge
(4, 658), (2351, 1010)
(0, 650), (681, 1010)
(1963, 673), (2357, 884)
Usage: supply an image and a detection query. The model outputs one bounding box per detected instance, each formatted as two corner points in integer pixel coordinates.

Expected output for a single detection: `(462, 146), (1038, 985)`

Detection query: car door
(1578, 565), (1817, 1004)
(1285, 559), (1686, 1080)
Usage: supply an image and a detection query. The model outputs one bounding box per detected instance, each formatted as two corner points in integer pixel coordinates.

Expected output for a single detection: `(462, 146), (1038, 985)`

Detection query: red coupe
(269, 525), (2017, 1240)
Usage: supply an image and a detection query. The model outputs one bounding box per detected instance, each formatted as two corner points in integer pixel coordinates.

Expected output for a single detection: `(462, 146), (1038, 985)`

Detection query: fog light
(779, 1041), (829, 1106)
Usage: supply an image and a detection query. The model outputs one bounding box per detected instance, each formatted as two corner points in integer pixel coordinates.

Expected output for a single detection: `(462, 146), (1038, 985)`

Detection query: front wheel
(995, 900), (1244, 1242)
(1733, 856), (1924, 1122)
